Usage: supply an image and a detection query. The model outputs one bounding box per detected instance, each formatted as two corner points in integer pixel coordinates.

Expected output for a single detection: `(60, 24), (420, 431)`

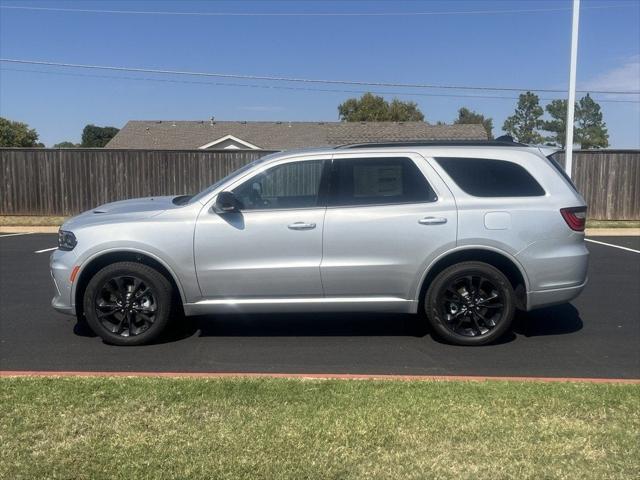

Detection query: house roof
(105, 120), (488, 150)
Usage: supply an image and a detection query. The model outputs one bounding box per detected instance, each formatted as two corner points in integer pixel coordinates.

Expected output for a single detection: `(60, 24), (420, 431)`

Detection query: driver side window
(232, 160), (326, 210)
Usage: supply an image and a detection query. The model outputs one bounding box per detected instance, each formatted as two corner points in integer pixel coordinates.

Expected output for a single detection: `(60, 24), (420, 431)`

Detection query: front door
(194, 157), (328, 299)
(321, 153), (457, 300)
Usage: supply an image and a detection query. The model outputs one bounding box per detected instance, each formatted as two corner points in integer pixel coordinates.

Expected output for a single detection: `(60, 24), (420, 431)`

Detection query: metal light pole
(565, 0), (580, 178)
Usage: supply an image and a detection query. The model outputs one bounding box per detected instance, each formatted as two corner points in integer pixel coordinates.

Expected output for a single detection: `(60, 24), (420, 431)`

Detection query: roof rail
(335, 136), (526, 150)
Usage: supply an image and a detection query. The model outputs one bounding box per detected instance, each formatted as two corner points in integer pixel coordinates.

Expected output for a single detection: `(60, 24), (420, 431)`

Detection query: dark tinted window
(435, 157), (545, 197)
(233, 160), (325, 209)
(329, 157), (437, 206)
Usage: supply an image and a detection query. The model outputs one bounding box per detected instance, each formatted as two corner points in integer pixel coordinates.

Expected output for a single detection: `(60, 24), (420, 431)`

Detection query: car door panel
(194, 156), (328, 299)
(194, 209), (326, 298)
(321, 153), (457, 299)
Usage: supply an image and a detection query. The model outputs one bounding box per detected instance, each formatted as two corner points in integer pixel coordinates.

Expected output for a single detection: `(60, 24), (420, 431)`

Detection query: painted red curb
(1, 371), (638, 384)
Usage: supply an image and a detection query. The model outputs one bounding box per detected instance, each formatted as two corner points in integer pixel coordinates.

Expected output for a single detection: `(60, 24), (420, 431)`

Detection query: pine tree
(575, 94), (609, 149)
(502, 92), (544, 144)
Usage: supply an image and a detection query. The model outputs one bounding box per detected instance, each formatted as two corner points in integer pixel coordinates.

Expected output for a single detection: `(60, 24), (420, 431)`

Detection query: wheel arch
(73, 249), (186, 318)
(415, 246), (530, 312)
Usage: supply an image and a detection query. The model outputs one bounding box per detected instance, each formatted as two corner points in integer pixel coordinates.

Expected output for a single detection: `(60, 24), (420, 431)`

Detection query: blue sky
(1, 0), (639, 147)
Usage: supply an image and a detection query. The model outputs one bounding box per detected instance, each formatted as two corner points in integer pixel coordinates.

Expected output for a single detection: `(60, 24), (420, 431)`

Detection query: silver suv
(51, 140), (588, 346)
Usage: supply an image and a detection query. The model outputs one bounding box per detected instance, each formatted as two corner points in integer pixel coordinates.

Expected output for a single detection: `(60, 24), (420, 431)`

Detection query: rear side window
(329, 157), (437, 207)
(434, 157), (545, 197)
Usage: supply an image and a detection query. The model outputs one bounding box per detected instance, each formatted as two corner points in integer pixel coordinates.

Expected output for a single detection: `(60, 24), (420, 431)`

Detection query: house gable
(198, 134), (260, 150)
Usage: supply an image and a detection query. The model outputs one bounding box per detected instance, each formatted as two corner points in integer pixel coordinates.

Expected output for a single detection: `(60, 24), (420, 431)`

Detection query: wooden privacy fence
(1, 148), (639, 220)
(0, 149), (275, 216)
(553, 150), (639, 221)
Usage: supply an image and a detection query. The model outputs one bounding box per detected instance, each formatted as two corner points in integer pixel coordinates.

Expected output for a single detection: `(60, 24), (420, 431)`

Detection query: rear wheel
(425, 261), (515, 346)
(83, 262), (173, 346)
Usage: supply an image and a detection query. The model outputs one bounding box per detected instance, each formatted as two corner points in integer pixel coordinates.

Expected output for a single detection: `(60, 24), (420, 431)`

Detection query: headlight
(58, 230), (77, 251)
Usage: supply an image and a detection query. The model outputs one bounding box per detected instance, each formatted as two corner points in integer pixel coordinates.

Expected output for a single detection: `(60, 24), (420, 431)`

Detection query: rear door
(320, 152), (457, 300)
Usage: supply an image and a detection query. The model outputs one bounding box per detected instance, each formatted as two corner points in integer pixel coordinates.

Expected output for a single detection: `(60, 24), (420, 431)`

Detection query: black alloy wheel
(437, 274), (504, 337)
(95, 275), (157, 337)
(83, 262), (173, 346)
(425, 261), (515, 346)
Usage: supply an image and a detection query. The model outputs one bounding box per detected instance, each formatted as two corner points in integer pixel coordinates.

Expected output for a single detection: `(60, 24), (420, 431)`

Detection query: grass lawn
(1, 377), (638, 480)
(0, 215), (67, 227)
(586, 220), (640, 229)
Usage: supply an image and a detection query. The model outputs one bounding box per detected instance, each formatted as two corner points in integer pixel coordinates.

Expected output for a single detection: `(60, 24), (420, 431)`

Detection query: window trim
(327, 156), (439, 208)
(325, 199), (440, 210)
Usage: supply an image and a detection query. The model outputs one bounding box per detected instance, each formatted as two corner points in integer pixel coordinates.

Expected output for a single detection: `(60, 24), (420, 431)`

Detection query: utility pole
(565, 0), (580, 178)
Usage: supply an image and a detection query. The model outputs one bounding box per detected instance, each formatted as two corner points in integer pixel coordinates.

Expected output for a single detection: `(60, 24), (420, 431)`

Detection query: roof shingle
(105, 120), (488, 150)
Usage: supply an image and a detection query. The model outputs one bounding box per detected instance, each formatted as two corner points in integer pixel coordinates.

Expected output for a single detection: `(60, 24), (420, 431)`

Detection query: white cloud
(581, 55), (640, 96)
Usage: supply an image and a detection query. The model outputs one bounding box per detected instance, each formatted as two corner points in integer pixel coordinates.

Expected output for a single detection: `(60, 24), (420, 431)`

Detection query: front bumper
(50, 249), (77, 316)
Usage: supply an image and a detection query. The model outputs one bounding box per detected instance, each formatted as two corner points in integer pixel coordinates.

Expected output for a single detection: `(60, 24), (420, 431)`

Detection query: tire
(424, 261), (515, 346)
(83, 261), (173, 346)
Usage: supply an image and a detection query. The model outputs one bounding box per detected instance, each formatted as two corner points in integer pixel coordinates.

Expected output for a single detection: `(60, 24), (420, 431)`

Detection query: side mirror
(213, 191), (243, 214)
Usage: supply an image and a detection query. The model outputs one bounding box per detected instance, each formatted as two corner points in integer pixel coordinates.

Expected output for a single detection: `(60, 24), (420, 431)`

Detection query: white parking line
(585, 238), (640, 254)
(34, 247), (58, 254)
(0, 232), (33, 238)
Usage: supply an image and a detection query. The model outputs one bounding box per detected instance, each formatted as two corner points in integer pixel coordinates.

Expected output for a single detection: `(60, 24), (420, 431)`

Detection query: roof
(105, 120), (488, 150)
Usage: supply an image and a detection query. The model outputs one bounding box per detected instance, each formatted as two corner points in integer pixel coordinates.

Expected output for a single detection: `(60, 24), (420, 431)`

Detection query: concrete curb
(1, 371), (638, 384)
(585, 228), (640, 236)
(0, 226), (59, 233)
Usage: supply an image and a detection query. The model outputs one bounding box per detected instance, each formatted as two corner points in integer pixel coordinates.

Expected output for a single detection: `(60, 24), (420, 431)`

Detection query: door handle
(419, 216), (447, 225)
(288, 222), (316, 230)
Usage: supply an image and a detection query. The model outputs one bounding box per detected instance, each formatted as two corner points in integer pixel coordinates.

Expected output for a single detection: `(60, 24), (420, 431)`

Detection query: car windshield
(188, 153), (280, 204)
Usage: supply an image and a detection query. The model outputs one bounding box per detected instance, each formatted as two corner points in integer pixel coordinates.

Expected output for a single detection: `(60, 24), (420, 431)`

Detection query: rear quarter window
(546, 154), (580, 194)
(434, 157), (545, 197)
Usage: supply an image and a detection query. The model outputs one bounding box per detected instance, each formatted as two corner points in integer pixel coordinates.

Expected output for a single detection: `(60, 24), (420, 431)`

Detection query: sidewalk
(0, 226), (59, 233)
(585, 228), (640, 236)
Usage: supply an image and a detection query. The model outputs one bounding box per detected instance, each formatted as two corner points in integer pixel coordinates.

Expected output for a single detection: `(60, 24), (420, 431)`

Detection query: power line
(1, 59), (638, 95)
(2, 67), (637, 104)
(0, 3), (636, 17)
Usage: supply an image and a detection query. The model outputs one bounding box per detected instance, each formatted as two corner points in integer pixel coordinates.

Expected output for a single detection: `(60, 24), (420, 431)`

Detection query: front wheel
(425, 261), (515, 346)
(83, 262), (173, 346)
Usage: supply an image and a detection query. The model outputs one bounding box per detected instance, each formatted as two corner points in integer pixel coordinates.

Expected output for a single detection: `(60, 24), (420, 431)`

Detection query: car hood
(62, 196), (180, 229)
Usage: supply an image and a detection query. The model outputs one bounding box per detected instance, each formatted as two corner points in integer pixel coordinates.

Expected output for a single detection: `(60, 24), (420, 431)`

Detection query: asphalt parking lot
(1, 232), (638, 378)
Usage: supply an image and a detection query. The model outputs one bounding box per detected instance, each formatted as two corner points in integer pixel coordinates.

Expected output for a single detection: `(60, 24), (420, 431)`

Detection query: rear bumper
(527, 278), (587, 310)
(517, 233), (589, 310)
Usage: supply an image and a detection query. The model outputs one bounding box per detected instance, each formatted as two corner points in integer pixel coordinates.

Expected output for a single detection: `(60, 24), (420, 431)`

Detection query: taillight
(560, 206), (587, 231)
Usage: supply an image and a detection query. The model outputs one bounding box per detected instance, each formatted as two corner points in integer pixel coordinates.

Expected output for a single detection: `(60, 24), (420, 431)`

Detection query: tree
(502, 92), (544, 144)
(0, 117), (40, 147)
(453, 107), (493, 139)
(80, 124), (120, 147)
(575, 94), (609, 149)
(338, 93), (424, 122)
(387, 98), (425, 122)
(541, 99), (569, 148)
(53, 141), (78, 148)
(542, 95), (609, 149)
